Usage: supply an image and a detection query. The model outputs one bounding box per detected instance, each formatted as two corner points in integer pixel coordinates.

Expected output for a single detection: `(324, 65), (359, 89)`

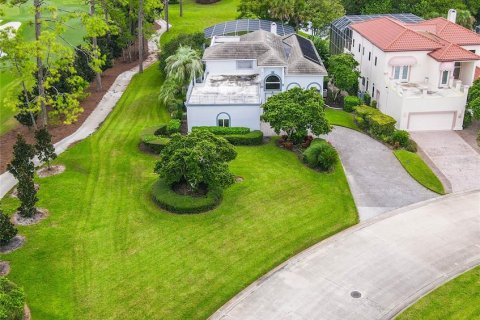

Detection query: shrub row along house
(185, 21), (327, 131)
(332, 10), (480, 131)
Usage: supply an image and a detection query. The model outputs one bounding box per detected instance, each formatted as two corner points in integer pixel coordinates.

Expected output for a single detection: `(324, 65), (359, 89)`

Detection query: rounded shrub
(0, 277), (25, 320)
(151, 179), (221, 214)
(343, 96), (361, 113)
(391, 130), (410, 149)
(303, 139), (338, 172)
(140, 127), (170, 154)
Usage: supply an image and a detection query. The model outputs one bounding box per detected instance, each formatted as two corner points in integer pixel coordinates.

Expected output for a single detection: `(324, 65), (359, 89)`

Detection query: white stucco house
(347, 10), (480, 131)
(185, 25), (328, 131)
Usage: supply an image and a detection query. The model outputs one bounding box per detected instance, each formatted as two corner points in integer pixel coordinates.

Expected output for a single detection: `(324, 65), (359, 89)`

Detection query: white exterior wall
(350, 30), (473, 131)
(206, 60), (259, 75)
(284, 75), (324, 91)
(187, 105), (262, 131)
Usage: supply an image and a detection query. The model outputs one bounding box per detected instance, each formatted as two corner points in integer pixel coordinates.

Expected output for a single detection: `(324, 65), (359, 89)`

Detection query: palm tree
(164, 46), (203, 85)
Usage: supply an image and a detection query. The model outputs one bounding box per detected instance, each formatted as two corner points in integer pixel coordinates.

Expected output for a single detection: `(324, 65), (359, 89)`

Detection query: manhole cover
(350, 291), (362, 298)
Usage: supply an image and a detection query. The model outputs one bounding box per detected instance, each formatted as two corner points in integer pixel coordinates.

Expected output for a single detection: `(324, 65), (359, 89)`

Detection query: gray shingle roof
(203, 30), (327, 75)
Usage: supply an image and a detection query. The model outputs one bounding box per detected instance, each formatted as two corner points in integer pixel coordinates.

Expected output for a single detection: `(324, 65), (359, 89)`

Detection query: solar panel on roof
(296, 35), (320, 64)
(204, 19), (295, 38)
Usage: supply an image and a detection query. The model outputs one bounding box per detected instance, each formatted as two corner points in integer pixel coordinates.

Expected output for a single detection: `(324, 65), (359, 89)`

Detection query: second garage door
(407, 112), (455, 131)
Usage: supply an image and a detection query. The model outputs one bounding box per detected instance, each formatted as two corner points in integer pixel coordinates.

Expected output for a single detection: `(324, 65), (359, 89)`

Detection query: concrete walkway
(210, 190), (480, 320)
(0, 20), (167, 199)
(411, 131), (480, 193)
(325, 126), (437, 220)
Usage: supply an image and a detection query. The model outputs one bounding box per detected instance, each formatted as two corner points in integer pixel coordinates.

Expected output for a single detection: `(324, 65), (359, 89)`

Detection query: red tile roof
(415, 17), (480, 45)
(350, 16), (480, 62)
(350, 17), (442, 52)
(429, 43), (480, 62)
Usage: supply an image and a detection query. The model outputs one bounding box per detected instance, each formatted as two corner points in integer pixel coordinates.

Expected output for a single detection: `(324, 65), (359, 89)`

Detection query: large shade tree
(154, 131), (237, 192)
(261, 87), (331, 143)
(328, 53), (360, 101)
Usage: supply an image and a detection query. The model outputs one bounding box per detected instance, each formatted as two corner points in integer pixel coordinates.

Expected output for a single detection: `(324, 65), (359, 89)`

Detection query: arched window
(265, 75), (281, 90)
(307, 82), (322, 92)
(286, 82), (301, 90)
(217, 112), (230, 127)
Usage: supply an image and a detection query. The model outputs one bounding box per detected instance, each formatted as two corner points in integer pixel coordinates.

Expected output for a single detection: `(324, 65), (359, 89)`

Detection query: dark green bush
(405, 139), (418, 153)
(463, 109), (473, 128)
(303, 139), (338, 172)
(151, 179), (221, 214)
(0, 277), (25, 320)
(223, 131), (263, 145)
(166, 119), (181, 135)
(192, 126), (250, 135)
(390, 130), (410, 149)
(354, 105), (396, 138)
(343, 96), (361, 113)
(371, 100), (377, 108)
(141, 127), (170, 154)
(363, 92), (371, 105)
(0, 211), (17, 247)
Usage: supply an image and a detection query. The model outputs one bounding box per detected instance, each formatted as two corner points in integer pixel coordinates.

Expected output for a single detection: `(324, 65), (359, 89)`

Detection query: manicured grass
(0, 0), (87, 135)
(0, 63), (357, 319)
(394, 150), (445, 194)
(325, 107), (360, 131)
(398, 266), (480, 319)
(161, 0), (241, 45)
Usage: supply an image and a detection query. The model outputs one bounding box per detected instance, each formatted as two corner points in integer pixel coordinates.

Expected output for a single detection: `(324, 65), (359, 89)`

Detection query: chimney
(447, 9), (457, 23)
(270, 22), (277, 35)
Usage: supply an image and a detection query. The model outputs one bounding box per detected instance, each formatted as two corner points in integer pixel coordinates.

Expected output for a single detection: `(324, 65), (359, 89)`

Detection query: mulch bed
(12, 208), (48, 226)
(0, 261), (10, 275)
(37, 164), (65, 178)
(172, 181), (208, 197)
(0, 235), (25, 254)
(0, 47), (151, 174)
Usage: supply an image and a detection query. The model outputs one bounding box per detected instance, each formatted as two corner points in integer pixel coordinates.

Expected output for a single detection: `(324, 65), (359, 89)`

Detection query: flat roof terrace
(187, 74), (261, 105)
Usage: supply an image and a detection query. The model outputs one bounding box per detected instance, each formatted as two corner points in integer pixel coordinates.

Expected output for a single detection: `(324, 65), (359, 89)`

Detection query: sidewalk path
(210, 190), (480, 320)
(0, 20), (167, 199)
(326, 126), (437, 220)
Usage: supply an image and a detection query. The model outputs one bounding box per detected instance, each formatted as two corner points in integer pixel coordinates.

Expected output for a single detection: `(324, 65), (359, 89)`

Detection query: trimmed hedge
(141, 127), (171, 154)
(192, 127), (263, 145)
(0, 277), (25, 320)
(192, 126), (250, 135)
(151, 179), (221, 214)
(303, 139), (338, 172)
(343, 96), (361, 113)
(166, 119), (181, 135)
(354, 105), (396, 138)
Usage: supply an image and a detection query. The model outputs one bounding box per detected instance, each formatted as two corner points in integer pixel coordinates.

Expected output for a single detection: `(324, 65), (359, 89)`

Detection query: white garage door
(408, 112), (455, 131)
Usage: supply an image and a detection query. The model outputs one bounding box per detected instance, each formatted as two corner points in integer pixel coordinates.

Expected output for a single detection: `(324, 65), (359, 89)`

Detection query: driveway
(325, 126), (437, 220)
(411, 131), (480, 193)
(210, 191), (480, 320)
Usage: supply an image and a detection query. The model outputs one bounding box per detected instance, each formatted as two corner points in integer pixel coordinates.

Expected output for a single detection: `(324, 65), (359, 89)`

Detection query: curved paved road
(325, 126), (437, 220)
(210, 191), (480, 320)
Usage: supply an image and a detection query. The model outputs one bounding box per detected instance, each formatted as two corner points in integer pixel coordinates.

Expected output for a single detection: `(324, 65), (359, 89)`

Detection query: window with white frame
(439, 70), (450, 87)
(217, 113), (230, 127)
(265, 75), (281, 90)
(392, 65), (409, 81)
(236, 60), (253, 70)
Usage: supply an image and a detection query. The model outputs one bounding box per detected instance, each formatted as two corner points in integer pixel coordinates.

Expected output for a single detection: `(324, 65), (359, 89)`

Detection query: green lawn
(325, 107), (360, 131)
(394, 150), (445, 194)
(0, 63), (357, 319)
(161, 0), (241, 45)
(398, 266), (480, 319)
(0, 0), (88, 136)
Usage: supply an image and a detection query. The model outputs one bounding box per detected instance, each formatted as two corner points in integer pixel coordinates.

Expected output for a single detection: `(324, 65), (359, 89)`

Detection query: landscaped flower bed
(140, 119), (181, 153)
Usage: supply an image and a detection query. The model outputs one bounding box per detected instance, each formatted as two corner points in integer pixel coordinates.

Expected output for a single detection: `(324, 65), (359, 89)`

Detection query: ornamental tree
(7, 135), (38, 218)
(154, 131), (237, 192)
(0, 210), (17, 246)
(328, 53), (360, 101)
(34, 128), (57, 169)
(261, 87), (331, 143)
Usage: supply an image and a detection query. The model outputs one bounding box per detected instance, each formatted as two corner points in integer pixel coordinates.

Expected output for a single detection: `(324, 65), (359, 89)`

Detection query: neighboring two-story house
(336, 10), (480, 131)
(185, 25), (327, 131)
